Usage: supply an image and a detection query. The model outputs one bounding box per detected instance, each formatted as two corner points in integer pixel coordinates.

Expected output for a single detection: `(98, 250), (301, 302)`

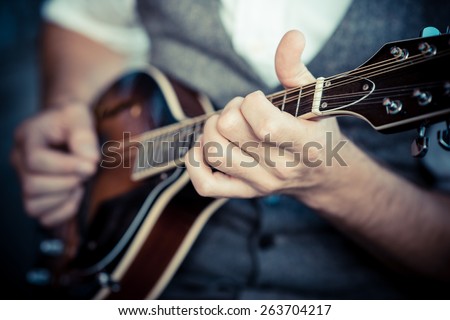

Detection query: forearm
(302, 141), (450, 279)
(41, 22), (127, 108)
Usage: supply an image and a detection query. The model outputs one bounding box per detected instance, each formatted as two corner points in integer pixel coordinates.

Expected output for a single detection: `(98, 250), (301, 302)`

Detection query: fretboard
(130, 84), (322, 181)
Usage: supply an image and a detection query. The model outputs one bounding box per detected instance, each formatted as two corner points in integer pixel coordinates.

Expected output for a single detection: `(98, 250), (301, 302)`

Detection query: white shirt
(42, 0), (352, 87)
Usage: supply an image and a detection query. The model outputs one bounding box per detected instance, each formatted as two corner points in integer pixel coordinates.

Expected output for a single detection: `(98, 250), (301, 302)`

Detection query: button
(263, 195), (281, 206)
(40, 239), (64, 256)
(26, 269), (51, 286)
(258, 234), (275, 249)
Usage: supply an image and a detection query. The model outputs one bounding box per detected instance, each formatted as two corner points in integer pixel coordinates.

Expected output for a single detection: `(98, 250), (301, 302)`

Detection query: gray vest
(137, 0), (270, 108)
(137, 0), (449, 299)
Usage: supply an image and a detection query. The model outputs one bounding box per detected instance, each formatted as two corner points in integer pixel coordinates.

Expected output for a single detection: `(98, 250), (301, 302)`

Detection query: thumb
(64, 105), (100, 162)
(275, 30), (315, 88)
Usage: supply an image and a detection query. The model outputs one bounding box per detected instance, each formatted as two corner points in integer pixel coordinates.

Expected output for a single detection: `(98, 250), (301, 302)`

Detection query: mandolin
(27, 31), (450, 299)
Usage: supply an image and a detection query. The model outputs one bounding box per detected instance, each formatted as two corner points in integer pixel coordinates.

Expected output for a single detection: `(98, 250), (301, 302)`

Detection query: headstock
(318, 26), (450, 157)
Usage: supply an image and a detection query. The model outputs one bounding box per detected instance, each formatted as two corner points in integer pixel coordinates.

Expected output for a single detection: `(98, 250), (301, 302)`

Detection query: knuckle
(255, 120), (278, 141)
(205, 155), (224, 169)
(216, 109), (239, 136)
(303, 142), (323, 165)
(65, 106), (96, 136)
(203, 146), (225, 169)
(306, 146), (321, 163)
(203, 115), (219, 134)
(195, 180), (214, 197)
(274, 166), (291, 181)
(255, 179), (279, 195)
(228, 96), (244, 106)
(244, 91), (263, 105)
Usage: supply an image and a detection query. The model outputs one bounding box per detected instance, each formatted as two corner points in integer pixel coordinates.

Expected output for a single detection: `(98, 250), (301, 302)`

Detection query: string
(319, 81), (444, 103)
(281, 49), (450, 107)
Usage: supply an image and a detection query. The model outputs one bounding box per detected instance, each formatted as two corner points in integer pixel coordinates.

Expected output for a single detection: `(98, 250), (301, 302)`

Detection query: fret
(153, 136), (164, 166)
(283, 89), (300, 115)
(177, 125), (191, 160)
(134, 139), (147, 172)
(270, 94), (285, 109)
(311, 77), (325, 115)
(295, 87), (302, 117)
(281, 92), (287, 111)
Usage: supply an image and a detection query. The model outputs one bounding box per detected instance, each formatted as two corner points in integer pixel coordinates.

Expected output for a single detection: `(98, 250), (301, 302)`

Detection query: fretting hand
(186, 30), (348, 201)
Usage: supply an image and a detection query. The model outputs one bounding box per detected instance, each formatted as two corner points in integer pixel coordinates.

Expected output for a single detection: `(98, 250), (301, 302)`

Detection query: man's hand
(11, 104), (99, 227)
(186, 30), (346, 200)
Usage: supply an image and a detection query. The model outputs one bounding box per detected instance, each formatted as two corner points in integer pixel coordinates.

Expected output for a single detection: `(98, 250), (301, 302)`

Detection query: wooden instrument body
(33, 67), (225, 299)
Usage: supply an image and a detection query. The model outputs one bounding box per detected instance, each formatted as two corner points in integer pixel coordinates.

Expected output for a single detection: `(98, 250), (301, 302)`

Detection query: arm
(185, 30), (450, 280)
(305, 137), (450, 280)
(41, 22), (126, 107)
(11, 23), (127, 227)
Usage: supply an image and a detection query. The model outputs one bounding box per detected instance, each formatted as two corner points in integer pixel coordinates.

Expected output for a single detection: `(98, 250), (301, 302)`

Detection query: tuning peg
(26, 268), (51, 286)
(411, 124), (429, 158)
(420, 26), (441, 37)
(97, 272), (121, 292)
(437, 120), (450, 151)
(39, 239), (64, 256)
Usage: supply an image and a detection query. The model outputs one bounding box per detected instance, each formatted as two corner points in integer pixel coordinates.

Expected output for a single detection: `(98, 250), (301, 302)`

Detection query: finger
(216, 95), (300, 172)
(185, 139), (260, 198)
(202, 116), (284, 195)
(18, 111), (67, 149)
(16, 105), (100, 170)
(64, 106), (100, 161)
(240, 91), (306, 149)
(23, 148), (97, 176)
(275, 30), (315, 88)
(24, 190), (74, 218)
(203, 118), (255, 173)
(216, 97), (258, 143)
(22, 174), (84, 197)
(39, 187), (83, 227)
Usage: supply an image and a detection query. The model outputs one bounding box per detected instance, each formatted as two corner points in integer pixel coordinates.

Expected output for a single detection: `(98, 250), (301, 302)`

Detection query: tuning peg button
(411, 136), (429, 158)
(383, 98), (403, 114)
(418, 42), (437, 56)
(40, 239), (64, 256)
(97, 272), (121, 292)
(413, 89), (432, 106)
(26, 268), (51, 286)
(411, 125), (429, 158)
(437, 121), (450, 151)
(420, 26), (441, 37)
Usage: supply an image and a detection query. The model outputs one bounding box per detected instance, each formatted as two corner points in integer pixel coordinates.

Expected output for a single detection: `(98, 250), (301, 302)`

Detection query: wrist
(297, 139), (377, 216)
